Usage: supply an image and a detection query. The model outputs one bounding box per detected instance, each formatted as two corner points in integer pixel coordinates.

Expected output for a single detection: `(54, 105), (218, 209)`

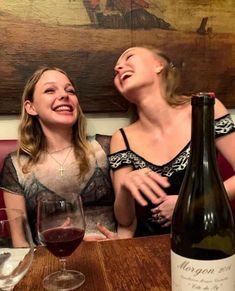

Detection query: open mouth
(53, 105), (73, 112)
(120, 72), (133, 81)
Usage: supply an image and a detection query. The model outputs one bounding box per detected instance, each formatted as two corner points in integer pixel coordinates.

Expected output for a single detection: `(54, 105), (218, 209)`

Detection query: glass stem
(59, 258), (67, 273)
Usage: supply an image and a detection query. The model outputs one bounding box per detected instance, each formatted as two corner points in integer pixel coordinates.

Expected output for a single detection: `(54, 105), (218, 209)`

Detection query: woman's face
(114, 47), (162, 100)
(25, 70), (79, 129)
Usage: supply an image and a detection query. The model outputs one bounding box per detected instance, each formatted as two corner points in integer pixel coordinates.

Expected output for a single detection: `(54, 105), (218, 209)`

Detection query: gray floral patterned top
(0, 135), (115, 243)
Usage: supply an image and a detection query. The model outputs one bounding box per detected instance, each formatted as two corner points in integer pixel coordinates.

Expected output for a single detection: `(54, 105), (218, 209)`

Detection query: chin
(57, 115), (77, 126)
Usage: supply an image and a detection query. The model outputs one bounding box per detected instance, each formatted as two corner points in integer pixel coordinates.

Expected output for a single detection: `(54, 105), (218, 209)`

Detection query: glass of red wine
(37, 194), (85, 290)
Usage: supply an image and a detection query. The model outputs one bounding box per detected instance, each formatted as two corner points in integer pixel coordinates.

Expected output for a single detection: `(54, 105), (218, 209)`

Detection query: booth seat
(0, 140), (18, 219)
(0, 138), (234, 209)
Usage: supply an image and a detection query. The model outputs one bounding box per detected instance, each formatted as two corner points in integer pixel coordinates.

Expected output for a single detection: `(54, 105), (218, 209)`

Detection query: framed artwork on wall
(0, 0), (234, 114)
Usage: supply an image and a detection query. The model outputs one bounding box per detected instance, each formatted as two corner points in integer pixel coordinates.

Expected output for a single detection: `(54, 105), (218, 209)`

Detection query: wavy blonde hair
(18, 66), (92, 179)
(146, 46), (191, 106)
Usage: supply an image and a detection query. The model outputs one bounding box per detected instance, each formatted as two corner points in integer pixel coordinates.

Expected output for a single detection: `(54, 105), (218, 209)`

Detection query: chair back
(0, 140), (18, 209)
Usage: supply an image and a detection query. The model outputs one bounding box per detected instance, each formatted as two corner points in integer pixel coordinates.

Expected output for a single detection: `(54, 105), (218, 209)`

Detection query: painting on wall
(0, 0), (234, 114)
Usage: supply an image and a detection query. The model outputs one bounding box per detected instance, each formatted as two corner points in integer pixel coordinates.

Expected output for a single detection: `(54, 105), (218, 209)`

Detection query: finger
(84, 235), (105, 241)
(96, 223), (116, 239)
(138, 183), (163, 205)
(161, 221), (171, 227)
(147, 171), (170, 188)
(134, 171), (169, 200)
(132, 177), (166, 205)
(150, 207), (161, 214)
(61, 217), (71, 227)
(152, 213), (168, 224)
(126, 183), (148, 206)
(144, 176), (168, 200)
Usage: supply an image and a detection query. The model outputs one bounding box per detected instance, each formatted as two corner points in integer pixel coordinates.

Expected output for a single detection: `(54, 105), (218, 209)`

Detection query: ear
(24, 100), (38, 116)
(155, 61), (164, 74)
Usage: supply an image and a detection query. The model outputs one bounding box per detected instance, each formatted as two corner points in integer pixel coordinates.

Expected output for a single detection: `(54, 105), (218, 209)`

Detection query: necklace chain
(47, 147), (73, 177)
(47, 145), (72, 154)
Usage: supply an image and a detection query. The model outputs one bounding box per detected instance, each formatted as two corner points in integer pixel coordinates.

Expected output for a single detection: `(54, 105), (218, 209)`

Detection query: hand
(84, 223), (118, 241)
(151, 195), (178, 227)
(96, 223), (119, 239)
(121, 168), (170, 206)
(60, 217), (72, 227)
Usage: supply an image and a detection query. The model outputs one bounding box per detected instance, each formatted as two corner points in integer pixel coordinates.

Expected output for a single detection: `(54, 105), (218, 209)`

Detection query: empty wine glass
(0, 208), (34, 291)
(37, 194), (86, 291)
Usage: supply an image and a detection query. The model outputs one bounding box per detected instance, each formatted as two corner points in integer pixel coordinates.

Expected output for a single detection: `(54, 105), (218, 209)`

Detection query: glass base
(43, 270), (85, 291)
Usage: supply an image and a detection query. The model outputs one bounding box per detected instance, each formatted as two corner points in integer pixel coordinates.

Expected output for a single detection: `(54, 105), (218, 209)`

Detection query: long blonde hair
(18, 66), (91, 179)
(148, 47), (191, 106)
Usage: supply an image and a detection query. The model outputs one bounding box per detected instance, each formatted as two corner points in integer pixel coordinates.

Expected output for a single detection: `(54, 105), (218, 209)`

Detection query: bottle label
(171, 250), (235, 291)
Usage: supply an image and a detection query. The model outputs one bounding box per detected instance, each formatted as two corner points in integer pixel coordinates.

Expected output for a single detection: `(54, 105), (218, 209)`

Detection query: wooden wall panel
(0, 1), (234, 114)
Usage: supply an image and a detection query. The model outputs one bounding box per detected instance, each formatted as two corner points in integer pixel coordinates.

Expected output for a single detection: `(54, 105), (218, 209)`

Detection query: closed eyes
(126, 54), (133, 60)
(44, 88), (55, 94)
(44, 87), (76, 95)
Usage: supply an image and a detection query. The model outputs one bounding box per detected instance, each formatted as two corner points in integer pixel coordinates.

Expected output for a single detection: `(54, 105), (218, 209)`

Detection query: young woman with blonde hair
(109, 46), (235, 236)
(0, 67), (116, 242)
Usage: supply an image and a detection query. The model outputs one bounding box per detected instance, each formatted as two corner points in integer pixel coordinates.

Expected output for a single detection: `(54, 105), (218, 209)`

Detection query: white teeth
(54, 105), (72, 112)
(121, 72), (132, 81)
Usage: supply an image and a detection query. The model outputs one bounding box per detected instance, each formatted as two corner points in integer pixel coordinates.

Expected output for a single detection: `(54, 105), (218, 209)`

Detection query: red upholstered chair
(217, 152), (235, 210)
(0, 140), (18, 209)
(0, 138), (234, 211)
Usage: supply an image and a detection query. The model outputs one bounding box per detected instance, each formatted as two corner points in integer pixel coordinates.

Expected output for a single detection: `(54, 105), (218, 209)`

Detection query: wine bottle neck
(190, 100), (217, 165)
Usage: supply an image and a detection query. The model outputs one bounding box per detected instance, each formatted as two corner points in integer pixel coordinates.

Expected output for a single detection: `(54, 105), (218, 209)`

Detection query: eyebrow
(115, 49), (134, 67)
(42, 82), (73, 87)
(120, 49), (134, 59)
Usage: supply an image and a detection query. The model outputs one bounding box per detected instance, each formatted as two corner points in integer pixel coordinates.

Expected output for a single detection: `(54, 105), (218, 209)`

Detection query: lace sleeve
(215, 114), (235, 138)
(0, 154), (23, 195)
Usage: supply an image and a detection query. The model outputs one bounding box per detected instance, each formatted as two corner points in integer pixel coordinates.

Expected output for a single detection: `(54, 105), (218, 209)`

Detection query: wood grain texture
(1, 1), (234, 114)
(15, 235), (171, 291)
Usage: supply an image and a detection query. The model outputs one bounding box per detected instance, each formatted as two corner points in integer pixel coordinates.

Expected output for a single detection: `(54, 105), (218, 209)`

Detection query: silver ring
(157, 214), (163, 222)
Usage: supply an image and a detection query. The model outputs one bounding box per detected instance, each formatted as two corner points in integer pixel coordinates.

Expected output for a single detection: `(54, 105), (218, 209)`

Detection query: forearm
(224, 176), (235, 201)
(114, 187), (136, 226)
(117, 217), (137, 239)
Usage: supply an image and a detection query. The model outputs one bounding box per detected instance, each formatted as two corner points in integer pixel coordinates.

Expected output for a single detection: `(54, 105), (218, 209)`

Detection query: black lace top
(108, 114), (235, 236)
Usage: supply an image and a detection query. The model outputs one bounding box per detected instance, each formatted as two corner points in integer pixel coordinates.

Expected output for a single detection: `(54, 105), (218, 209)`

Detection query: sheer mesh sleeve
(0, 154), (24, 195)
(215, 114), (235, 138)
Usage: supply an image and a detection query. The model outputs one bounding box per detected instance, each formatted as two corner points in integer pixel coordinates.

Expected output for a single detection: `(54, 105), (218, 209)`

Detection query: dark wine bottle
(171, 93), (235, 290)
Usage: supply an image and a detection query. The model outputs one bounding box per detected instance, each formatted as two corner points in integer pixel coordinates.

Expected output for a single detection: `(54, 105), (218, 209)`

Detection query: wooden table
(15, 235), (171, 291)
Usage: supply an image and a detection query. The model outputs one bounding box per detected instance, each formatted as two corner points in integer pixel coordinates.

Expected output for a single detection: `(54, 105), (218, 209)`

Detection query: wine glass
(37, 194), (86, 291)
(0, 208), (34, 290)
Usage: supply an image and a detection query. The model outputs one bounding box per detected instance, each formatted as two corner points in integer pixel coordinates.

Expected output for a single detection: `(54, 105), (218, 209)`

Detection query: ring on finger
(157, 214), (163, 221)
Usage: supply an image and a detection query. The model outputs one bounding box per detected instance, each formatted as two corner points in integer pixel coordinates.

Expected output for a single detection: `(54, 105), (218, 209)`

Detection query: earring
(156, 69), (161, 74)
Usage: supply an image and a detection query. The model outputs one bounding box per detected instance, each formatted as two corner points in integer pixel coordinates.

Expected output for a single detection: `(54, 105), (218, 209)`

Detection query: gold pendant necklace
(47, 147), (73, 177)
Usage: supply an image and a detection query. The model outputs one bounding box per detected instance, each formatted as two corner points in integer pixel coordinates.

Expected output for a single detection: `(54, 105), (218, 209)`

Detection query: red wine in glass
(37, 194), (86, 291)
(40, 227), (84, 257)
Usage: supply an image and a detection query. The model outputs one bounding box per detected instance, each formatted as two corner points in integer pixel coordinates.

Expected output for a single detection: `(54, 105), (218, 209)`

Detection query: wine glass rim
(0, 208), (25, 222)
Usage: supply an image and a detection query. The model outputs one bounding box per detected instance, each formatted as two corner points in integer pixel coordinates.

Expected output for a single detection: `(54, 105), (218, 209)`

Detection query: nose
(58, 91), (69, 100)
(114, 62), (124, 73)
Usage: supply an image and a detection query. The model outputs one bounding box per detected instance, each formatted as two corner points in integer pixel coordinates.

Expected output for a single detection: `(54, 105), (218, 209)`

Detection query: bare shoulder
(110, 125), (135, 153)
(214, 98), (229, 118)
(110, 128), (127, 153)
